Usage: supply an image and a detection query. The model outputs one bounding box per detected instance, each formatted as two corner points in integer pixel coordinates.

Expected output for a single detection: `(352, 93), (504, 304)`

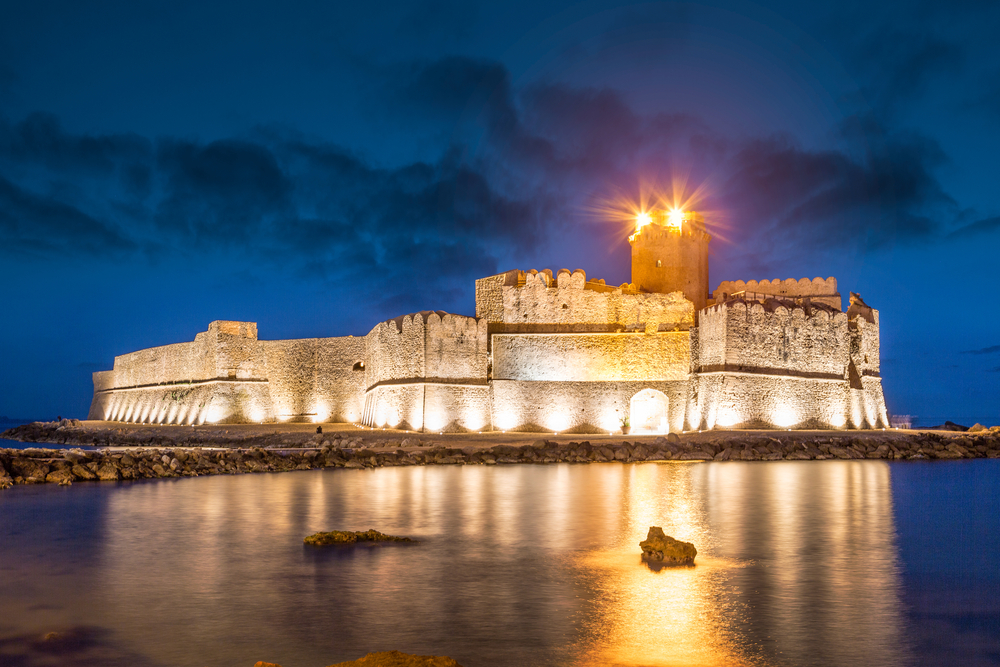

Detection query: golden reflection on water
(81, 461), (907, 666)
(572, 463), (754, 667)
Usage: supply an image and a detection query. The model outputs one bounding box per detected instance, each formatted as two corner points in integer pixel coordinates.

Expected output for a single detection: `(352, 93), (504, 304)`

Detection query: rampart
(687, 298), (888, 429)
(88, 321), (274, 425)
(88, 264), (888, 434)
(261, 336), (366, 423)
(476, 268), (694, 331)
(361, 312), (490, 432)
(713, 277), (841, 310)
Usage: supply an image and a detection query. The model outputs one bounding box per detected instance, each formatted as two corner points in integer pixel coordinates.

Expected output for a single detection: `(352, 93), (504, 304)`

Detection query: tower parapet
(629, 211), (711, 310)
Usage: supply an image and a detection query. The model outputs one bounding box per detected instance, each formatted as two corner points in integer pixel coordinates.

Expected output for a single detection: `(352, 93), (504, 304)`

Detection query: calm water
(0, 460), (997, 667)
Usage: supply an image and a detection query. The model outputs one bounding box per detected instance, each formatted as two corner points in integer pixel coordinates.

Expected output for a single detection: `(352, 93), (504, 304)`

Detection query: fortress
(89, 210), (889, 433)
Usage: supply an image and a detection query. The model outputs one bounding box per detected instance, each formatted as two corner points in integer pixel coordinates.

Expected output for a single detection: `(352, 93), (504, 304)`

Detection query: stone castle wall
(688, 300), (888, 429)
(491, 380), (689, 434)
(492, 332), (689, 382)
(88, 321), (275, 425)
(713, 277), (841, 309)
(88, 265), (888, 433)
(261, 336), (366, 423)
(361, 312), (491, 432)
(89, 321), (367, 426)
(476, 268), (694, 330)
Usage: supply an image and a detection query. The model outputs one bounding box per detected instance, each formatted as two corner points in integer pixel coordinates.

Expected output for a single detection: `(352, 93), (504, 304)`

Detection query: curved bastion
(89, 212), (889, 432)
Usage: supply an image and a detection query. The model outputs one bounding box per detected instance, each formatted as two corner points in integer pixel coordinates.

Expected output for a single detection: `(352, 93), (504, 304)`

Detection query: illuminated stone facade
(90, 215), (889, 432)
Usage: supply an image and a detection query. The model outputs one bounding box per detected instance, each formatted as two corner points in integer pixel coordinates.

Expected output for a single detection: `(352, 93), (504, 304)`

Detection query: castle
(89, 211), (889, 433)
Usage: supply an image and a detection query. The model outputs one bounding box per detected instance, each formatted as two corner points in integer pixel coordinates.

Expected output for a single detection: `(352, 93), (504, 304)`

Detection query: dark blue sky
(1, 0), (998, 425)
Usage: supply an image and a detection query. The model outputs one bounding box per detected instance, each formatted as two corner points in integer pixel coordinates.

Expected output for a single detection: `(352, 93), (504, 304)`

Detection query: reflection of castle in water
(90, 210), (889, 434)
(96, 461), (907, 666)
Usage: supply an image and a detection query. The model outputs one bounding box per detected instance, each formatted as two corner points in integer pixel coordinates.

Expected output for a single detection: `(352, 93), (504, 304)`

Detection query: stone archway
(630, 389), (670, 434)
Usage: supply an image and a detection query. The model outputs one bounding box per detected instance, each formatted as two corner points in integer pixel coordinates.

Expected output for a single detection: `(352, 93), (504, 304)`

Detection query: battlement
(701, 299), (848, 326)
(206, 320), (258, 339)
(475, 268), (693, 330)
(703, 295), (842, 319)
(713, 278), (841, 310)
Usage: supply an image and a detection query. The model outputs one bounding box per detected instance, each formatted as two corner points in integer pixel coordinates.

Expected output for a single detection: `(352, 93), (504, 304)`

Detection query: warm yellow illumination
(715, 407), (740, 428)
(772, 406), (798, 428)
(667, 208), (685, 229)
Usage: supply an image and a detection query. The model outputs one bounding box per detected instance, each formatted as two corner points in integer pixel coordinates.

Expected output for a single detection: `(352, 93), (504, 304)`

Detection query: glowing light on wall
(462, 408), (487, 433)
(629, 389), (669, 434)
(205, 405), (228, 424)
(424, 411), (447, 433)
(495, 411), (518, 432)
(547, 412), (572, 433)
(829, 413), (847, 428)
(715, 407), (740, 428)
(772, 406), (798, 428)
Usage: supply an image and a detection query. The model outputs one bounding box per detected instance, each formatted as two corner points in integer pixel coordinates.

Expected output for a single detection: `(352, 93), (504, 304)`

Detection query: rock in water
(326, 650), (463, 666)
(304, 529), (416, 546)
(639, 527), (697, 565)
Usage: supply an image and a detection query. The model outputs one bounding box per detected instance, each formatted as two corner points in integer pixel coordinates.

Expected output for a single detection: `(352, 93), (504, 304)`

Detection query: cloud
(963, 345), (1000, 355)
(0, 56), (963, 296)
(388, 56), (515, 131)
(0, 112), (151, 180)
(949, 215), (1000, 239)
(0, 174), (135, 257)
(719, 122), (951, 254)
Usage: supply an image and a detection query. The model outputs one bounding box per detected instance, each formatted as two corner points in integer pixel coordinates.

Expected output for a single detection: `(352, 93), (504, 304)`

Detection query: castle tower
(629, 210), (711, 311)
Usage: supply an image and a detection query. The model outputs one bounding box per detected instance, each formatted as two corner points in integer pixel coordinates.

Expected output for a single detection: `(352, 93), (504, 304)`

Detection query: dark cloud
(949, 215), (1000, 239)
(0, 55), (963, 294)
(389, 56), (515, 131)
(854, 32), (964, 113)
(0, 112), (151, 180)
(0, 174), (134, 256)
(155, 138), (293, 243)
(720, 122), (951, 253)
(963, 345), (1000, 355)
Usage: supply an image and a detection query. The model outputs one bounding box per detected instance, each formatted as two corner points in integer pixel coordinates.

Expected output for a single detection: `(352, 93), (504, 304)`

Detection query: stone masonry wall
(713, 278), (841, 310)
(261, 336), (366, 423)
(687, 300), (888, 429)
(698, 301), (850, 376)
(491, 380), (688, 434)
(493, 332), (689, 382)
(362, 312), (490, 432)
(476, 268), (694, 330)
(89, 321), (274, 424)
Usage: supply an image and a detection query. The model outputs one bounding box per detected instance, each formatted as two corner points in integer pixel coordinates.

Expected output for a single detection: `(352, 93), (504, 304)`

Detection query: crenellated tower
(629, 210), (711, 310)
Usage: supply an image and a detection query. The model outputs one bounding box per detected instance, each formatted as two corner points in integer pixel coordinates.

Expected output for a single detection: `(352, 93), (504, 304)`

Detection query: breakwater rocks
(2, 424), (1000, 489)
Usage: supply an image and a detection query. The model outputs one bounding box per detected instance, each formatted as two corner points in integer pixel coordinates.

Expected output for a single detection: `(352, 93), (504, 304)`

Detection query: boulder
(45, 468), (75, 485)
(639, 526), (697, 565)
(304, 529), (416, 546)
(96, 462), (121, 481)
(326, 651), (464, 667)
(969, 423), (986, 433)
(71, 464), (97, 480)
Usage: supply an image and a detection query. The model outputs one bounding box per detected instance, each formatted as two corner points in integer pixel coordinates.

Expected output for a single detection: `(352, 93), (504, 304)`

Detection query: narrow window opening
(352, 361), (364, 371)
(655, 259), (662, 268)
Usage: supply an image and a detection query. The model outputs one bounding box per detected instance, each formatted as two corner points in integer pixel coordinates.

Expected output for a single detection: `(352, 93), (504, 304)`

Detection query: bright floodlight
(667, 209), (684, 229)
(636, 211), (652, 228)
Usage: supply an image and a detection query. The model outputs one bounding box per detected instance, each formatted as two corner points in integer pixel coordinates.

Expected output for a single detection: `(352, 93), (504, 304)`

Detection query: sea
(0, 458), (997, 667)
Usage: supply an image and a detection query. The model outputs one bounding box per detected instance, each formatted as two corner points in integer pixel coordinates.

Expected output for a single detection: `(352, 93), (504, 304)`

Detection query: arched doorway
(630, 389), (670, 434)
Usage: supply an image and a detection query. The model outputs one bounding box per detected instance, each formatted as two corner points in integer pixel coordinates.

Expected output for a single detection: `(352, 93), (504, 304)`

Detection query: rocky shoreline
(1, 420), (999, 489)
